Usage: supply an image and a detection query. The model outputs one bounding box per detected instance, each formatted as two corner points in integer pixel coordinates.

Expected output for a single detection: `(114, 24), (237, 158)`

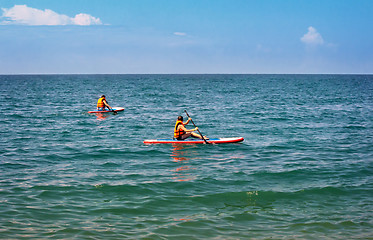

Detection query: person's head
(178, 116), (183, 121)
(101, 95), (106, 98)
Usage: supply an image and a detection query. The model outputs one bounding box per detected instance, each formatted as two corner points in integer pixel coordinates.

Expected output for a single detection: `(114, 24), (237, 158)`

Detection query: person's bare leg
(191, 132), (208, 140)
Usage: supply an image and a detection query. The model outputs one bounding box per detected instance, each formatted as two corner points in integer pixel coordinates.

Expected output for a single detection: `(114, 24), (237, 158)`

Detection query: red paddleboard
(88, 107), (124, 113)
(143, 137), (244, 144)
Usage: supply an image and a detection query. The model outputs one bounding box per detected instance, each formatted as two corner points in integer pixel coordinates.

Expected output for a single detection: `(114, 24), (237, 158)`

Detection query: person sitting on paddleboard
(97, 95), (112, 111)
(174, 116), (208, 140)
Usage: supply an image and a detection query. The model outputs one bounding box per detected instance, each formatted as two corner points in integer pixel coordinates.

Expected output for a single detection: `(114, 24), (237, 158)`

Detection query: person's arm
(180, 125), (197, 133)
(103, 100), (112, 109)
(184, 118), (191, 125)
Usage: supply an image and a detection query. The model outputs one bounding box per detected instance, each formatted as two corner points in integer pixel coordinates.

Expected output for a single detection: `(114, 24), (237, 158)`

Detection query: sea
(0, 74), (372, 239)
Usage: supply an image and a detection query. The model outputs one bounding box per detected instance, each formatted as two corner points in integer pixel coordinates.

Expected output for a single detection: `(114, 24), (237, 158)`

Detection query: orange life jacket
(97, 97), (105, 108)
(174, 120), (186, 139)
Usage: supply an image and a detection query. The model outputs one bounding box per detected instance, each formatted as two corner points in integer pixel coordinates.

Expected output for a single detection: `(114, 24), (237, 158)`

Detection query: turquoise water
(1, 74), (372, 239)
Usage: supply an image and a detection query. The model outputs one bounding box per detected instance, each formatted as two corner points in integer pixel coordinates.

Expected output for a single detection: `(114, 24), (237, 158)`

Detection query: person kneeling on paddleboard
(174, 116), (208, 140)
(97, 95), (112, 111)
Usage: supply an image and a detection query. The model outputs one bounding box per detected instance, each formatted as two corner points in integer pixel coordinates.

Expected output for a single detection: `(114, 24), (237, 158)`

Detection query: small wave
(1, 162), (31, 169)
(100, 162), (122, 167)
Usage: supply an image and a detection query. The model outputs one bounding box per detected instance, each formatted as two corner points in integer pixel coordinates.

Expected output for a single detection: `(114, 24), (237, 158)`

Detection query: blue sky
(0, 0), (372, 74)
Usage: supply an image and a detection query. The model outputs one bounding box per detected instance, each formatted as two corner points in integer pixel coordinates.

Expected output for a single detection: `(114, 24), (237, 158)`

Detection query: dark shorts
(176, 133), (191, 140)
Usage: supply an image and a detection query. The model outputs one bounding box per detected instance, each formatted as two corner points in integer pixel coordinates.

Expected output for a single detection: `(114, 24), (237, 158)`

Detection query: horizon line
(1, 73), (372, 75)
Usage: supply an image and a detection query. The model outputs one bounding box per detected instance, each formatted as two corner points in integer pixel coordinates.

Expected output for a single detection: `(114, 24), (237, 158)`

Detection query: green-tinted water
(1, 75), (372, 239)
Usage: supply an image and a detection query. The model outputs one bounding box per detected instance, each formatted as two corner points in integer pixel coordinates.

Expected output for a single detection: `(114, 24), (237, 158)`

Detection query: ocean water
(0, 74), (372, 239)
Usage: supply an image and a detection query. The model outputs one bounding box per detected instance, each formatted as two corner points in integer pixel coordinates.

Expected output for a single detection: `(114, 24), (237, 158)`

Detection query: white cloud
(72, 13), (101, 25)
(301, 26), (324, 45)
(1, 5), (102, 26)
(174, 32), (187, 36)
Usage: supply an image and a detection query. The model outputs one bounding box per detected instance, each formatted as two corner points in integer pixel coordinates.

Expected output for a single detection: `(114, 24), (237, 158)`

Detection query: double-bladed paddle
(110, 108), (117, 114)
(184, 110), (209, 144)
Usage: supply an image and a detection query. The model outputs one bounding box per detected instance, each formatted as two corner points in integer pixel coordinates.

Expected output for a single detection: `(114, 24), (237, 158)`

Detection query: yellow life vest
(97, 97), (105, 108)
(174, 120), (186, 139)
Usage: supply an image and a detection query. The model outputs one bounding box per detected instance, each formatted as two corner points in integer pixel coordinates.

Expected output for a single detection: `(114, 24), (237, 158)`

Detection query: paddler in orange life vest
(97, 95), (112, 111)
(174, 116), (208, 140)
